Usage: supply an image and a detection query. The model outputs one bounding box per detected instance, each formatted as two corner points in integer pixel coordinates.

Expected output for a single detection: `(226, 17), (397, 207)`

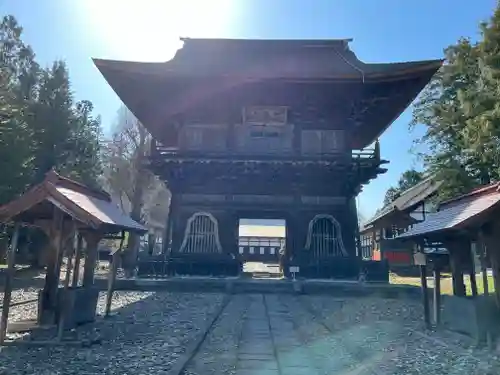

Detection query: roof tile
(398, 192), (500, 238)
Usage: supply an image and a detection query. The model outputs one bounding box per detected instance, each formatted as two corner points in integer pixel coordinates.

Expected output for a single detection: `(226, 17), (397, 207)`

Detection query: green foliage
(412, 5), (500, 200)
(0, 15), (102, 205)
(383, 169), (425, 206)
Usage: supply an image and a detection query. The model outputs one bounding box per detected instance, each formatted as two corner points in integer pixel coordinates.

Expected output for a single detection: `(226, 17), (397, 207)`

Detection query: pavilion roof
(397, 182), (500, 240)
(363, 175), (442, 231)
(0, 171), (147, 234)
(93, 38), (442, 149)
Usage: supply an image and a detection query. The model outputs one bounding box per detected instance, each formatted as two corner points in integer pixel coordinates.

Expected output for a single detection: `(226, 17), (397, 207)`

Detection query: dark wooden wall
(167, 192), (359, 260)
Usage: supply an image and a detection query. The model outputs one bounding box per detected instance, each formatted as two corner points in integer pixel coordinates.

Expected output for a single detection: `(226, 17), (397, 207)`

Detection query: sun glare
(78, 0), (237, 61)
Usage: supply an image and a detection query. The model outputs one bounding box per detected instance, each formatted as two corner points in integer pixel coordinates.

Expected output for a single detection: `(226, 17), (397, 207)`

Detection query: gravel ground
(1, 290), (500, 375)
(0, 292), (225, 375)
(0, 288), (40, 306)
(304, 295), (500, 375)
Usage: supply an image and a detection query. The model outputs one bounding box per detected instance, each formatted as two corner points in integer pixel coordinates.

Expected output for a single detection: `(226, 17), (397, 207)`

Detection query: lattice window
(305, 214), (347, 257)
(181, 126), (227, 151)
(301, 130), (345, 155)
(179, 212), (222, 254)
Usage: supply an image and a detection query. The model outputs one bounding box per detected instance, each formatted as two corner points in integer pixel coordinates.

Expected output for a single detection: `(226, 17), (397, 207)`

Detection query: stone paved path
(184, 294), (406, 375)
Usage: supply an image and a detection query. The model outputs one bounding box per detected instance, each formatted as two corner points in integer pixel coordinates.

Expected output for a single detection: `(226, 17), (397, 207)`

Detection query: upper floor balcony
(148, 124), (381, 166)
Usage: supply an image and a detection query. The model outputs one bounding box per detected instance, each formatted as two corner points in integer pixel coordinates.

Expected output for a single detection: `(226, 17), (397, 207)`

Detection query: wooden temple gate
(95, 37), (440, 280)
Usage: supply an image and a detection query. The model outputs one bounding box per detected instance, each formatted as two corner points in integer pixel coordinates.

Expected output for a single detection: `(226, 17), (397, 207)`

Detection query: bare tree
(102, 106), (170, 275)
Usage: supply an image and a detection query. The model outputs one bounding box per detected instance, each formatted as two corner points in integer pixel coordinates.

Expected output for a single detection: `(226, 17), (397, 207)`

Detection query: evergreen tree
(0, 15), (38, 204)
(411, 39), (483, 200)
(0, 15), (103, 202)
(412, 3), (500, 199)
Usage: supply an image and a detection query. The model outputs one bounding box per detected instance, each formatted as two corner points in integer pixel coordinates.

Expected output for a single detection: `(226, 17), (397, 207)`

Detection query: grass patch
(390, 272), (495, 296)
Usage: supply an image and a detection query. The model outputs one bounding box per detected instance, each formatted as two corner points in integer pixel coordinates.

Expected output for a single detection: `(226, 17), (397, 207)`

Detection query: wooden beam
(448, 241), (466, 297)
(40, 208), (64, 325)
(71, 234), (83, 287)
(82, 232), (101, 287)
(433, 266), (441, 326)
(420, 264), (431, 330)
(57, 223), (76, 341)
(105, 231), (125, 317)
(0, 223), (20, 345)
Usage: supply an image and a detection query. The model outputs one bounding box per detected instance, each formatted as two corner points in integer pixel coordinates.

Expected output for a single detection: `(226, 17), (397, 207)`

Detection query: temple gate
(95, 38), (441, 279)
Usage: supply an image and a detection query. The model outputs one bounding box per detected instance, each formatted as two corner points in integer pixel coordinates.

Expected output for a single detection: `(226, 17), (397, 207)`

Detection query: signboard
(413, 252), (427, 266)
(243, 106), (288, 125)
(289, 266), (300, 273)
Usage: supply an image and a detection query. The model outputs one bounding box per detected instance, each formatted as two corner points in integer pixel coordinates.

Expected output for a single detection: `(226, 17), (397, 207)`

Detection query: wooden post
(420, 264), (431, 330)
(469, 268), (478, 297)
(466, 239), (478, 297)
(483, 230), (500, 308)
(0, 223), (20, 345)
(433, 265), (441, 326)
(477, 231), (490, 297)
(105, 231), (125, 317)
(41, 209), (64, 325)
(71, 234), (83, 287)
(82, 233), (100, 287)
(57, 225), (76, 341)
(449, 244), (466, 297)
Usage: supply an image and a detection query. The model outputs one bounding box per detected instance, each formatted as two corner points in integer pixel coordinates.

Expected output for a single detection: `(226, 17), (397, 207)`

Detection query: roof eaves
(0, 184), (49, 224)
(439, 182), (500, 208)
(363, 205), (397, 227)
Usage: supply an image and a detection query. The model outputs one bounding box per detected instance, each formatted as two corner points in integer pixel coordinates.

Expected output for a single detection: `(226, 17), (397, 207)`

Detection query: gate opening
(238, 218), (286, 277)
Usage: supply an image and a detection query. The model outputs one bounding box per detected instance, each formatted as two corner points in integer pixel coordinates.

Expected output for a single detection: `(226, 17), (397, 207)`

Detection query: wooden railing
(149, 138), (379, 161)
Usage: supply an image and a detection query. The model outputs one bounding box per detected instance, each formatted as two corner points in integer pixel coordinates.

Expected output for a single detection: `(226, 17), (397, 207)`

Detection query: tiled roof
(94, 38), (441, 150)
(398, 187), (500, 239)
(55, 187), (146, 232)
(0, 171), (147, 234)
(364, 175), (441, 227)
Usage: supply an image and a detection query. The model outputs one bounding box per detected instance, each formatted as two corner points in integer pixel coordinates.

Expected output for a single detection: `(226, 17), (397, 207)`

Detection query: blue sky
(1, 0), (496, 220)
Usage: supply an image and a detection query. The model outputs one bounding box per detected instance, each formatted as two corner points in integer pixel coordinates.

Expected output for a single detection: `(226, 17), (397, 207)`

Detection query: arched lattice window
(179, 212), (222, 254)
(305, 214), (347, 257)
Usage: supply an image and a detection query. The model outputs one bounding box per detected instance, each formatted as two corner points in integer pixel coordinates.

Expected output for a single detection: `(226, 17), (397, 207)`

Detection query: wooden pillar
(163, 192), (178, 255)
(57, 224), (77, 340)
(420, 264), (431, 329)
(71, 234), (83, 287)
(0, 223), (20, 345)
(105, 231), (125, 317)
(349, 196), (362, 260)
(469, 269), (478, 297)
(483, 228), (500, 307)
(477, 231), (490, 297)
(448, 240), (467, 297)
(82, 233), (101, 287)
(433, 265), (441, 325)
(41, 209), (65, 324)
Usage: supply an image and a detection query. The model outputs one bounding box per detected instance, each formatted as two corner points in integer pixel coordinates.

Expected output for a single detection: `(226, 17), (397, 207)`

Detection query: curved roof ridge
(439, 181), (500, 208)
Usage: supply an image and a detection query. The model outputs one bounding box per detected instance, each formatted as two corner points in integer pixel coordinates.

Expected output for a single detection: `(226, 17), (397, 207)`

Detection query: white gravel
(0, 292), (225, 375)
(1, 289), (500, 375)
(304, 295), (500, 375)
(0, 288), (39, 306)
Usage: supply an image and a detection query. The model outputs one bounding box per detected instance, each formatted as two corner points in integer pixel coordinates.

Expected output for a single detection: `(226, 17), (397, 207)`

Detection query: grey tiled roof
(364, 176), (441, 227)
(398, 191), (500, 239)
(55, 187), (146, 233)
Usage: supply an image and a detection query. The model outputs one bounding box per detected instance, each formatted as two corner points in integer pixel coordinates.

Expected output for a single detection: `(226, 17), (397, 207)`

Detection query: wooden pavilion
(0, 170), (147, 346)
(397, 183), (500, 342)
